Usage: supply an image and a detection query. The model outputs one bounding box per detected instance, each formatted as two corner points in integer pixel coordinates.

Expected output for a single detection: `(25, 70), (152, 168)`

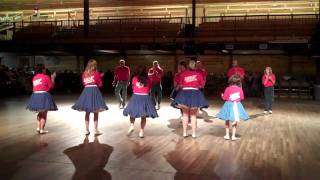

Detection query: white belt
(85, 85), (97, 87)
(183, 87), (198, 90)
(34, 91), (47, 93)
(233, 102), (240, 122)
(134, 93), (148, 95)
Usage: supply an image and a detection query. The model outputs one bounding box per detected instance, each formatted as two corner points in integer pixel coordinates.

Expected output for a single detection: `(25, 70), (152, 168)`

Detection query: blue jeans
(115, 80), (129, 106)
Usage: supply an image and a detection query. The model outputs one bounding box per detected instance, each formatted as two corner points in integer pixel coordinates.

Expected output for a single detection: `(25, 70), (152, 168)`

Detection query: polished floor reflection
(0, 95), (319, 180)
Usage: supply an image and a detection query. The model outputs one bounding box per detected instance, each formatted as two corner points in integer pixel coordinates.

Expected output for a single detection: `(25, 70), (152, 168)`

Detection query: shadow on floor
(63, 136), (113, 180)
(249, 113), (268, 119)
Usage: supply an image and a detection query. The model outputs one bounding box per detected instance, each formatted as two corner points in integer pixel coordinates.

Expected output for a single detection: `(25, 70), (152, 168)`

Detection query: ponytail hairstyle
(136, 65), (148, 86)
(84, 59), (97, 77)
(228, 74), (242, 87)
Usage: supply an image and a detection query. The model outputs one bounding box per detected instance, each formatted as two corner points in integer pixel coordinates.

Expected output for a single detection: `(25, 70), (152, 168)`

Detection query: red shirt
(148, 67), (163, 83)
(178, 70), (204, 88)
(132, 76), (151, 94)
(227, 67), (245, 78)
(114, 65), (130, 81)
(82, 71), (102, 87)
(32, 73), (53, 92)
(222, 85), (245, 102)
(262, 74), (276, 87)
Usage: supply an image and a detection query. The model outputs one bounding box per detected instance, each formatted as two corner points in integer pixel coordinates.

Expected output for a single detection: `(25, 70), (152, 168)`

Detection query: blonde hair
(84, 59), (97, 77)
(264, 66), (272, 74)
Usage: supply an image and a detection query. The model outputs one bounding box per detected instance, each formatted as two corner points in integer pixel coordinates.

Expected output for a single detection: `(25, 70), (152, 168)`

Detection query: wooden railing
(200, 14), (319, 23)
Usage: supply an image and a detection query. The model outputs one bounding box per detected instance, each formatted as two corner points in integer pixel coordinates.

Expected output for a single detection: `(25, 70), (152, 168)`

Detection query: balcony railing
(0, 14), (318, 42)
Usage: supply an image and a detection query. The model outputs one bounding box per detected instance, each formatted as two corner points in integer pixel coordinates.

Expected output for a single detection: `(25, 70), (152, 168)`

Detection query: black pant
(151, 83), (162, 105)
(264, 86), (274, 111)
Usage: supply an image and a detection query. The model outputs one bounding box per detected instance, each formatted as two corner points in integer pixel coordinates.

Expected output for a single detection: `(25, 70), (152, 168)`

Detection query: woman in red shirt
(123, 66), (158, 138)
(262, 66), (276, 114)
(173, 59), (208, 138)
(72, 59), (108, 135)
(26, 64), (57, 134)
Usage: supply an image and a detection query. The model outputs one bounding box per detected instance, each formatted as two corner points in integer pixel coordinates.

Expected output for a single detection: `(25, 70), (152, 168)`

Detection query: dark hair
(179, 61), (187, 69)
(35, 64), (45, 74)
(136, 65), (148, 86)
(45, 68), (51, 76)
(228, 74), (242, 87)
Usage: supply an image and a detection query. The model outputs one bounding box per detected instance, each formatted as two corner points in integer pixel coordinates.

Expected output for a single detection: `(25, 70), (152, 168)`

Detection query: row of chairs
(274, 80), (313, 98)
(13, 22), (183, 41)
(204, 78), (314, 99)
(197, 19), (317, 42)
(13, 17), (318, 42)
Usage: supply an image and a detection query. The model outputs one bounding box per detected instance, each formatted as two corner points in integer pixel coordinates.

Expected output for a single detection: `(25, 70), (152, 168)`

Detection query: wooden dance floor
(0, 95), (319, 180)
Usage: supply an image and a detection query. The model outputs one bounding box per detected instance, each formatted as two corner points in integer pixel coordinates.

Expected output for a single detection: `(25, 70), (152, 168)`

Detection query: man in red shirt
(227, 59), (245, 80)
(113, 59), (130, 109)
(148, 60), (164, 110)
(227, 59), (246, 89)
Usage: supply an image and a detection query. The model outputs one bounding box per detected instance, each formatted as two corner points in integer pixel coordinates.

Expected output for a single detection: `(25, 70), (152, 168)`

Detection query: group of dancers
(26, 58), (276, 140)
